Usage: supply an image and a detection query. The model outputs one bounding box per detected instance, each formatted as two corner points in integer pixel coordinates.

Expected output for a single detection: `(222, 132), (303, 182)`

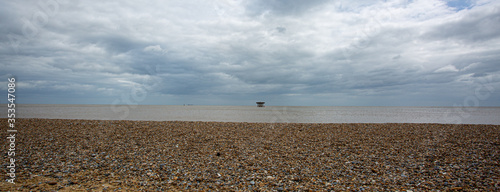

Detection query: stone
(2, 119), (498, 191)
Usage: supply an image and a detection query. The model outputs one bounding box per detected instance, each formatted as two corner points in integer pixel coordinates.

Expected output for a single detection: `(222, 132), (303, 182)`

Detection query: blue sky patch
(445, 0), (474, 11)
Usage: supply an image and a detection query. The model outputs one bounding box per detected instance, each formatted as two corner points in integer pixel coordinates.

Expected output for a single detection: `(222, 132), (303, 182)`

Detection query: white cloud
(435, 65), (460, 73)
(143, 45), (166, 53)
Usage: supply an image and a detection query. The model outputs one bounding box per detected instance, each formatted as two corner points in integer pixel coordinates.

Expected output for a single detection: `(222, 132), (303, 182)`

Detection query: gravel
(1, 118), (499, 191)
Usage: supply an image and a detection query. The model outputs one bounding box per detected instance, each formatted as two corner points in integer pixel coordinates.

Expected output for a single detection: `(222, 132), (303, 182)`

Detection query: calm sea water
(2, 104), (500, 124)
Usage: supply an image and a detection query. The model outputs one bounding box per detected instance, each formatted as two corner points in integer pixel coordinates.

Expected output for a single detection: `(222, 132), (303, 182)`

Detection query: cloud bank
(1, 0), (499, 106)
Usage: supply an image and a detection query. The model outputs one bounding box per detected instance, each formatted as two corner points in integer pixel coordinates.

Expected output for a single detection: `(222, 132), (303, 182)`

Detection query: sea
(2, 104), (500, 125)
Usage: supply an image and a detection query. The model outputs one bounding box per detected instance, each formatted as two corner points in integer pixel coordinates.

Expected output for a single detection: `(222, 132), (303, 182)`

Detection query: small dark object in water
(256, 101), (265, 107)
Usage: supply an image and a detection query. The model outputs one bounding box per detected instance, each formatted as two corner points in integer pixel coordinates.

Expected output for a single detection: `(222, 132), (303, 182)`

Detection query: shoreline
(7, 117), (500, 125)
(2, 118), (499, 191)
(7, 117), (500, 126)
(3, 105), (500, 124)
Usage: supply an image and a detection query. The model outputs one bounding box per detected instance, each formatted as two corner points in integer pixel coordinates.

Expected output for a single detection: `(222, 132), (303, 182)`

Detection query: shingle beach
(1, 119), (499, 191)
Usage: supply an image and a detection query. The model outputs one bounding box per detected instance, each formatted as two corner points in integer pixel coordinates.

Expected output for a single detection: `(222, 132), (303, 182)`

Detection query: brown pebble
(1, 119), (498, 191)
(111, 180), (122, 184)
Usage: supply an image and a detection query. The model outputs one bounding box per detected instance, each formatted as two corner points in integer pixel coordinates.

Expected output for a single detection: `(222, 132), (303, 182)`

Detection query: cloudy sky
(1, 0), (499, 106)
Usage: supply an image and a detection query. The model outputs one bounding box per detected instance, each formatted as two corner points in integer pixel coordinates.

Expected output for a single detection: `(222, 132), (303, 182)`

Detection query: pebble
(0, 119), (498, 191)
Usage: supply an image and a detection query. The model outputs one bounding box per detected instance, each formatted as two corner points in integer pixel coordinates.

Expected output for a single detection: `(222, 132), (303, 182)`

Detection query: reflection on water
(4, 104), (500, 124)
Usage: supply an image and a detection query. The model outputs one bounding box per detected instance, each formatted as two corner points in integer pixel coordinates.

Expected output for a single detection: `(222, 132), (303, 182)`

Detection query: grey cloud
(276, 26), (286, 33)
(422, 6), (500, 42)
(80, 34), (146, 54)
(1, 0), (499, 106)
(245, 0), (331, 16)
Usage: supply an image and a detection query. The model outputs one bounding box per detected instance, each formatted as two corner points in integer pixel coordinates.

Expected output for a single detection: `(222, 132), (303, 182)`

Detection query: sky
(1, 0), (499, 106)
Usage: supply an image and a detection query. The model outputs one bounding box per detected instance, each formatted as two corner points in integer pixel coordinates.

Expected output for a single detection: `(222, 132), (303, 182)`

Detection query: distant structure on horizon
(256, 101), (265, 107)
